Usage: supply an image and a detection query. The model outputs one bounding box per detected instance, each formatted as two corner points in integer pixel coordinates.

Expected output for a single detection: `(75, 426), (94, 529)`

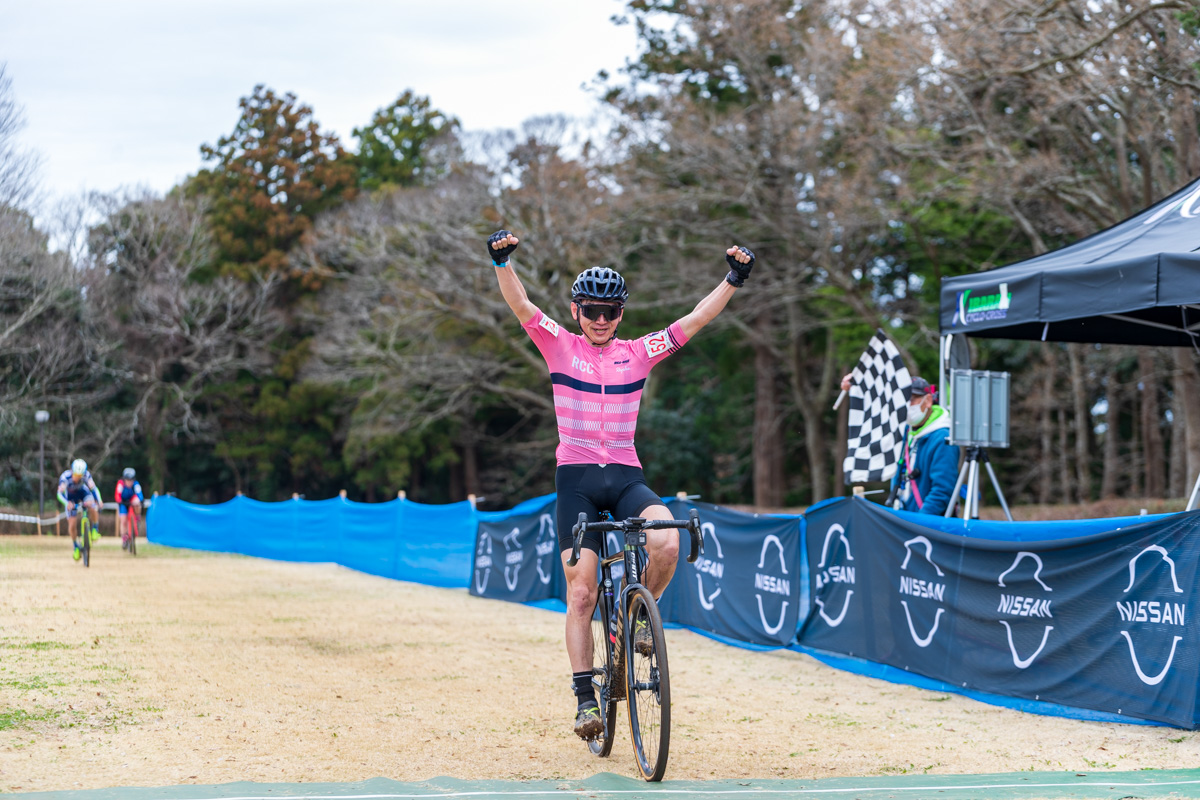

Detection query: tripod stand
(944, 446), (1013, 521)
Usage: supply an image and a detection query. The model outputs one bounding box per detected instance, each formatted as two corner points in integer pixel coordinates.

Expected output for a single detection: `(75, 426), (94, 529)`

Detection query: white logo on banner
(814, 523), (855, 627)
(996, 551), (1054, 669)
(473, 533), (493, 593)
(754, 535), (790, 635)
(693, 522), (724, 610)
(1143, 183), (1200, 225)
(899, 535), (946, 648)
(1116, 545), (1186, 686)
(535, 513), (556, 585)
(503, 528), (524, 591)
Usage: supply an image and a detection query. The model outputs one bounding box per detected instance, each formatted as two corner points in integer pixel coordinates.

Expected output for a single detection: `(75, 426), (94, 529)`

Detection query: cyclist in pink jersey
(488, 229), (754, 739)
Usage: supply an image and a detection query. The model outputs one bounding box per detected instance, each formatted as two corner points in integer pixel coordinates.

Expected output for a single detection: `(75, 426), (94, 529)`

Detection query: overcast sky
(2, 1), (641, 207)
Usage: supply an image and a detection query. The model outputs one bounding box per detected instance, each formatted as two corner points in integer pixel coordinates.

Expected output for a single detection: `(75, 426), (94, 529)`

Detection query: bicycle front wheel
(588, 591), (618, 757)
(128, 514), (138, 556)
(80, 519), (90, 568)
(625, 585), (669, 781)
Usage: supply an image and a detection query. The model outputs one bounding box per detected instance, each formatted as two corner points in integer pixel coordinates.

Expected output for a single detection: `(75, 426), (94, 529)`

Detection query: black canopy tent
(937, 176), (1200, 510)
(939, 176), (1200, 347)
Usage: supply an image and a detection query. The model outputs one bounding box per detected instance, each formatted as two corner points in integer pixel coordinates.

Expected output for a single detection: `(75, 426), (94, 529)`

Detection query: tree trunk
(753, 316), (785, 508)
(1138, 349), (1165, 498)
(789, 328), (833, 504)
(1174, 349), (1200, 500)
(1100, 368), (1122, 499)
(146, 392), (169, 496)
(448, 459), (464, 504)
(1038, 349), (1057, 504)
(802, 411), (827, 504)
(463, 436), (480, 499)
(1130, 373), (1142, 495)
(1170, 382), (1187, 498)
(1067, 343), (1092, 501)
(1057, 401), (1073, 504)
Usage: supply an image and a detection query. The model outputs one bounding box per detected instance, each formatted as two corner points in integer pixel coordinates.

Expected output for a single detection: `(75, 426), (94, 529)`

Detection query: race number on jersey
(643, 330), (671, 359)
(539, 316), (560, 337)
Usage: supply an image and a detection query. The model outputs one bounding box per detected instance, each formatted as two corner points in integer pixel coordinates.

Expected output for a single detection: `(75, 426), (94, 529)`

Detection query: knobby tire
(588, 590), (618, 757)
(625, 585), (670, 781)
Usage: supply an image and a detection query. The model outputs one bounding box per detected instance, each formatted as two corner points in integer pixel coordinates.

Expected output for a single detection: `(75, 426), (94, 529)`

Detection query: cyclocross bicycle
(566, 508), (703, 782)
(121, 507), (139, 556)
(78, 513), (95, 568)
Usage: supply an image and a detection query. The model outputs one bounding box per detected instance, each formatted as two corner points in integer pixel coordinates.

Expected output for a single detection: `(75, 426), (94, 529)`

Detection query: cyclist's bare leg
(640, 503), (680, 600)
(66, 502), (78, 543)
(561, 548), (600, 673)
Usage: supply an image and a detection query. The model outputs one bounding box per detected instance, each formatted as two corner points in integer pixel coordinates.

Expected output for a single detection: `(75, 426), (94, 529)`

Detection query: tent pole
(939, 334), (949, 418)
(1187, 470), (1200, 512)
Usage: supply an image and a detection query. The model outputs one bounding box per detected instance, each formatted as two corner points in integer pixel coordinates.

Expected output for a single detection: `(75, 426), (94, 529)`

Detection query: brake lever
(686, 508), (703, 563)
(566, 511), (588, 567)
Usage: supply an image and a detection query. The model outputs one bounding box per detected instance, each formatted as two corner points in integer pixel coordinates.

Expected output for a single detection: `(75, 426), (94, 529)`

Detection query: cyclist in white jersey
(488, 229), (755, 738)
(57, 458), (103, 561)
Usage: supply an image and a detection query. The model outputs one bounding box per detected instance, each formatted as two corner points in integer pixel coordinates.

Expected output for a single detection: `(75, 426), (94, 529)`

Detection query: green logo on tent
(953, 284), (1013, 326)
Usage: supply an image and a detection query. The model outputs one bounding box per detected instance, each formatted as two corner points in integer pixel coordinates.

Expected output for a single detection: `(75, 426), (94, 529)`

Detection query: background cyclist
(58, 459), (103, 561)
(487, 229), (754, 739)
(114, 467), (144, 550)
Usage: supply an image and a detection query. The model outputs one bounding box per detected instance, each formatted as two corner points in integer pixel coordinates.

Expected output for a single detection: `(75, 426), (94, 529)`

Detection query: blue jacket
(892, 406), (960, 516)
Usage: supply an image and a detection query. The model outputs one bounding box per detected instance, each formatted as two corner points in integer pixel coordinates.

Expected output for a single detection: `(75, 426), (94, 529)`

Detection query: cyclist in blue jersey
(58, 459), (103, 561)
(114, 468), (144, 550)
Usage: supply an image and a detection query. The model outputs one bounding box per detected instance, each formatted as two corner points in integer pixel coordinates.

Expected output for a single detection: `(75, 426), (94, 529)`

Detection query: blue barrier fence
(148, 492), (1197, 728)
(148, 494), (480, 588)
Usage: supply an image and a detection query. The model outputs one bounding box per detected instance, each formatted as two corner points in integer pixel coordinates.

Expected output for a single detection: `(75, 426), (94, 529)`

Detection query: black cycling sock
(572, 671), (596, 707)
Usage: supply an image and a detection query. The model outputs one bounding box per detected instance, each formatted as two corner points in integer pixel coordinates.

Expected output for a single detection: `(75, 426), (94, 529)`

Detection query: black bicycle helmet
(571, 267), (629, 303)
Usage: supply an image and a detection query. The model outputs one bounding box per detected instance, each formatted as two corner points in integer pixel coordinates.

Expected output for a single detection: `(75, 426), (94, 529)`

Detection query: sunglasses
(577, 303), (624, 322)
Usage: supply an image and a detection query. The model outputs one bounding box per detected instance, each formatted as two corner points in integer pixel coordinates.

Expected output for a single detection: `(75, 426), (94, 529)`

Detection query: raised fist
(487, 230), (520, 265)
(724, 245), (755, 287)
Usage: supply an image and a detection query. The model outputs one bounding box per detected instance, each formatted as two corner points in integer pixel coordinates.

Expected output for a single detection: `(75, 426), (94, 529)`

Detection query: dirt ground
(1, 535), (1199, 794)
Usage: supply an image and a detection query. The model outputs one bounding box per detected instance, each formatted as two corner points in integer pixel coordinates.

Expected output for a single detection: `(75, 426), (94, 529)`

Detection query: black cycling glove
(725, 246), (755, 287)
(487, 230), (519, 266)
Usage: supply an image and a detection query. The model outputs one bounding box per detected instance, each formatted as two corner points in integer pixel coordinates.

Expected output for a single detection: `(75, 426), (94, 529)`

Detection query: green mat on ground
(12, 770), (1200, 800)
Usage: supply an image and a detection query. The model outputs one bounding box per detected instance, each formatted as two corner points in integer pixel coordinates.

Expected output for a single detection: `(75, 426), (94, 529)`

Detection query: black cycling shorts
(555, 464), (664, 554)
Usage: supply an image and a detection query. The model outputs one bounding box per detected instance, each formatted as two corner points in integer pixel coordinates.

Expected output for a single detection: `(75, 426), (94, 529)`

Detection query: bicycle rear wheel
(625, 585), (669, 781)
(588, 590), (618, 756)
(80, 518), (90, 568)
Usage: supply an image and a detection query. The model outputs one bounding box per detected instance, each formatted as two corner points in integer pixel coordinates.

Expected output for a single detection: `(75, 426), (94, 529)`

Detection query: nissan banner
(658, 500), (802, 648)
(799, 497), (1200, 729)
(471, 500), (564, 604)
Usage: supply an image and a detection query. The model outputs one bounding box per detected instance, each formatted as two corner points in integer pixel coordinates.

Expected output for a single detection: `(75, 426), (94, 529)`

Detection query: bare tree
(607, 0), (933, 504)
(88, 190), (282, 492)
(0, 65), (39, 211)
(895, 0), (1200, 499)
(0, 204), (111, 495)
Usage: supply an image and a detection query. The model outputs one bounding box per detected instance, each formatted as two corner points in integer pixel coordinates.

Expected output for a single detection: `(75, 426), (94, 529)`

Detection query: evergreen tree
(190, 85), (356, 290)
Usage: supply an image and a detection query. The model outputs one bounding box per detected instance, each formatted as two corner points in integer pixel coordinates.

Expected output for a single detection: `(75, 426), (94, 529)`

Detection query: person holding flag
(840, 373), (959, 515)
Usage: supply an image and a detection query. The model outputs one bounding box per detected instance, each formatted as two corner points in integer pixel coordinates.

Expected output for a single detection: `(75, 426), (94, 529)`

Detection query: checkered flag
(843, 329), (912, 485)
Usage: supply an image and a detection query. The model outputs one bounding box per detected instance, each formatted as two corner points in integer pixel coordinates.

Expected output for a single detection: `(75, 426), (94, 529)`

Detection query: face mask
(907, 401), (927, 428)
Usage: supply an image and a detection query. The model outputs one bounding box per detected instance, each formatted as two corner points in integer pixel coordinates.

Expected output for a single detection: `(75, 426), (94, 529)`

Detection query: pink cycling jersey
(522, 307), (690, 468)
